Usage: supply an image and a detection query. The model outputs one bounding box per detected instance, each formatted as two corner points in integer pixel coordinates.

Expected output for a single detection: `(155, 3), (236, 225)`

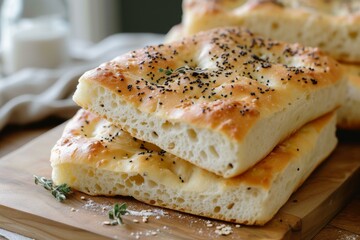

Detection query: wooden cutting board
(0, 124), (359, 240)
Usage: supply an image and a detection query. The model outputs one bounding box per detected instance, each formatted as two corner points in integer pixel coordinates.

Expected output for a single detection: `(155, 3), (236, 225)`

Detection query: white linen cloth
(0, 33), (164, 130)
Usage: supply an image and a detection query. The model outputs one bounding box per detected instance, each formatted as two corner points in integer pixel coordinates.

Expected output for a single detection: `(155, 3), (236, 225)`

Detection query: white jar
(1, 0), (69, 75)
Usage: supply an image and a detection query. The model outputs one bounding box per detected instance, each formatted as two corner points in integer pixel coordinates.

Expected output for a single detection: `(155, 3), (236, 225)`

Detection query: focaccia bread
(51, 109), (337, 225)
(166, 28), (360, 130)
(165, 24), (184, 43)
(338, 63), (360, 129)
(181, 0), (360, 63)
(73, 27), (344, 178)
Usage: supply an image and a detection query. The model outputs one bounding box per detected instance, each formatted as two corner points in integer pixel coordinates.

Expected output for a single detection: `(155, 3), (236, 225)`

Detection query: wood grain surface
(0, 124), (359, 240)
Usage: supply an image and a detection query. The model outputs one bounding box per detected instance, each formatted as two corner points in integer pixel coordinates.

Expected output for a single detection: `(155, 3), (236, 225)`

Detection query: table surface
(0, 118), (359, 240)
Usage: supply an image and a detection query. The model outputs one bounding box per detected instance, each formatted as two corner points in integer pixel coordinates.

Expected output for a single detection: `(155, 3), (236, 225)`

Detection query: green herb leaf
(164, 69), (173, 75)
(108, 203), (128, 226)
(159, 68), (173, 75)
(175, 66), (187, 74)
(34, 175), (72, 202)
(159, 66), (207, 76)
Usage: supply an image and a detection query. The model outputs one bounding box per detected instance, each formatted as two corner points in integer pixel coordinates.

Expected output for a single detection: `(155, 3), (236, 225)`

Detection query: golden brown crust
(80, 27), (341, 141)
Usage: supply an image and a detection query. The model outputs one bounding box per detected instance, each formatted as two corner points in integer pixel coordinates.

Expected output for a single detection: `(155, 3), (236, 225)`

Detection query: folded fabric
(0, 33), (164, 131)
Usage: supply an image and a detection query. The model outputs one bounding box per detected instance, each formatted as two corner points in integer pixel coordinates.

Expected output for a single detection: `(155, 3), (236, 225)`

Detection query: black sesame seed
(310, 79), (318, 85)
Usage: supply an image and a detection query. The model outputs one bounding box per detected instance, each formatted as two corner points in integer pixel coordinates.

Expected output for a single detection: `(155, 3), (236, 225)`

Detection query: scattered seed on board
(215, 225), (233, 236)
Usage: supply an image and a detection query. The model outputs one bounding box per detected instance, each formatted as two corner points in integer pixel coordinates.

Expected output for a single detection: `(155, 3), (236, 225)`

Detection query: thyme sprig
(34, 175), (72, 202)
(107, 203), (128, 225)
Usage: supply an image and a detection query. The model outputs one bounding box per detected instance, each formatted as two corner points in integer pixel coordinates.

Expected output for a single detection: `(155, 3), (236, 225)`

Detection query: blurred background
(121, 1), (182, 33)
(0, 0), (182, 44)
(0, 0), (182, 74)
(68, 0), (182, 43)
(0, 0), (182, 132)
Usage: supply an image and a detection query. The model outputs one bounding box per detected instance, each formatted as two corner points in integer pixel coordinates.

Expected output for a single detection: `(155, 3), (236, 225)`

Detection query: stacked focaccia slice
(179, 0), (360, 63)
(72, 27), (344, 178)
(51, 109), (336, 225)
(170, 0), (360, 129)
(51, 27), (345, 225)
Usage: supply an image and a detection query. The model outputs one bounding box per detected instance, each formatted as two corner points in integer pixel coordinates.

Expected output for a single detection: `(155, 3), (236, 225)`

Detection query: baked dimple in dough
(73, 27), (345, 178)
(181, 0), (360, 63)
(51, 109), (337, 225)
